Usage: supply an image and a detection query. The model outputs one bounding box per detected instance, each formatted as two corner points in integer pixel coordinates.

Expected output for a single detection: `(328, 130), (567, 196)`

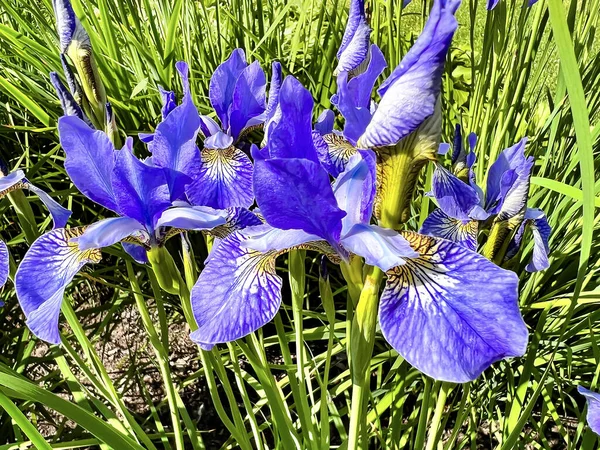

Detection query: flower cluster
(10, 0), (559, 390)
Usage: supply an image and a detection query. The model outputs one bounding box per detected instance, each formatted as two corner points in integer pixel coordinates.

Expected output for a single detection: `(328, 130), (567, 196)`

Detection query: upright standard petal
(432, 164), (488, 221)
(186, 146), (254, 209)
(263, 62), (283, 144)
(526, 209), (551, 272)
(578, 386), (600, 435)
(26, 183), (72, 229)
(112, 147), (171, 230)
(336, 0), (369, 74)
(485, 138), (533, 219)
(209, 49), (247, 130)
(158, 86), (176, 119)
(58, 116), (118, 211)
(314, 109), (335, 136)
(358, 0), (459, 148)
(15, 228), (102, 344)
(379, 232), (527, 383)
(52, 0), (77, 52)
(148, 62), (201, 199)
(266, 76), (319, 162)
(229, 61), (267, 140)
(253, 157), (346, 245)
(420, 208), (478, 251)
(0, 241), (9, 288)
(76, 217), (146, 250)
(189, 231), (282, 349)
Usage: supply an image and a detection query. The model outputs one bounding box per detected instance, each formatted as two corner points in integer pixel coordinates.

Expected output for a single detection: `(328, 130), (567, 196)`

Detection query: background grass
(0, 0), (599, 448)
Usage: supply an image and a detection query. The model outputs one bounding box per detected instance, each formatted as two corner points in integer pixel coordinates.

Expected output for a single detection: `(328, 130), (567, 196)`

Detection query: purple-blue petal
(148, 62), (201, 199)
(186, 146), (254, 209)
(0, 241), (9, 288)
(26, 183), (72, 229)
(524, 208), (551, 272)
(336, 20), (371, 75)
(359, 0), (459, 148)
(0, 170), (26, 193)
(432, 164), (487, 221)
(76, 217), (146, 250)
(209, 49), (247, 130)
(263, 62), (283, 144)
(379, 232), (527, 383)
(15, 228), (102, 344)
(420, 208), (478, 251)
(578, 386), (600, 435)
(265, 76), (319, 162)
(332, 150), (376, 233)
(229, 61), (267, 140)
(112, 146), (171, 230)
(204, 132), (234, 149)
(340, 223), (418, 271)
(122, 242), (148, 264)
(254, 157), (345, 244)
(52, 0), (77, 52)
(338, 0), (367, 60)
(158, 86), (177, 119)
(315, 109), (335, 135)
(155, 205), (228, 231)
(314, 132), (357, 177)
(58, 116), (118, 212)
(189, 231), (282, 349)
(50, 72), (87, 122)
(240, 224), (320, 252)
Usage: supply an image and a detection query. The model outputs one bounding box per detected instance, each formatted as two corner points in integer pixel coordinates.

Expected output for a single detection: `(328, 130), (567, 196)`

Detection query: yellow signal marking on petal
(64, 227), (102, 263)
(323, 133), (357, 167)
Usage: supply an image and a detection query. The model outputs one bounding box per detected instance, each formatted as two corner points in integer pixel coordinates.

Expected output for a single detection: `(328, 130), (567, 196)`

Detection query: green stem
(425, 382), (451, 450)
(347, 265), (384, 450)
(8, 190), (38, 244)
(414, 378), (433, 450)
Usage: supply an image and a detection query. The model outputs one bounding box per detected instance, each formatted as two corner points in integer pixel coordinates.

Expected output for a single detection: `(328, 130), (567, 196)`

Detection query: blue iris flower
(421, 125), (551, 272)
(14, 61), (265, 345)
(189, 75), (529, 384)
(488, 0), (538, 11)
(578, 386), (600, 435)
(0, 162), (71, 292)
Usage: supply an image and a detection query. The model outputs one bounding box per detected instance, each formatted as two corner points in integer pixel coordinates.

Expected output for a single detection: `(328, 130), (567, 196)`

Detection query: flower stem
(425, 382), (451, 450)
(347, 265), (384, 450)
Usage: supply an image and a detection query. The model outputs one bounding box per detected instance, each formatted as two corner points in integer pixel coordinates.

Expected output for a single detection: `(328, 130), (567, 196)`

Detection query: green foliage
(0, 0), (599, 448)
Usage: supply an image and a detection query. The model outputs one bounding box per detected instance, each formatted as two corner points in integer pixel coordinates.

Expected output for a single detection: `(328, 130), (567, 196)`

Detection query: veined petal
(15, 228), (102, 344)
(209, 49), (247, 130)
(432, 164), (488, 221)
(358, 0), (459, 148)
(148, 62), (201, 199)
(52, 0), (78, 53)
(76, 217), (146, 250)
(112, 146), (171, 230)
(578, 386), (600, 435)
(58, 116), (118, 211)
(263, 62), (283, 144)
(420, 208), (478, 251)
(199, 115), (222, 138)
(335, 20), (371, 75)
(189, 231), (282, 349)
(122, 242), (148, 264)
(315, 132), (357, 177)
(229, 61), (267, 140)
(380, 232), (527, 383)
(0, 240), (9, 288)
(240, 224), (320, 252)
(186, 146), (254, 209)
(332, 71), (373, 144)
(332, 150), (376, 233)
(155, 205), (227, 231)
(346, 45), (387, 109)
(485, 138), (533, 219)
(208, 207), (263, 239)
(337, 0), (367, 61)
(26, 183), (72, 229)
(253, 157), (345, 244)
(340, 223), (418, 271)
(266, 76), (319, 162)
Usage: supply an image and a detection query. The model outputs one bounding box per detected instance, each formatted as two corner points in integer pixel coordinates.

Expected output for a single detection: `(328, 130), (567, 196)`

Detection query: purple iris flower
(488, 0), (538, 11)
(14, 106), (240, 345)
(421, 125), (551, 272)
(0, 162), (71, 291)
(578, 386), (600, 435)
(189, 76), (528, 383)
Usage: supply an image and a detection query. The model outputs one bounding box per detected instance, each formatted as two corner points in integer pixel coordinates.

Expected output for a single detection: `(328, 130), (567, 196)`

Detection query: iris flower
(578, 386), (600, 435)
(189, 75), (528, 383)
(0, 162), (71, 289)
(15, 62), (261, 345)
(488, 0), (538, 11)
(421, 125), (551, 271)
